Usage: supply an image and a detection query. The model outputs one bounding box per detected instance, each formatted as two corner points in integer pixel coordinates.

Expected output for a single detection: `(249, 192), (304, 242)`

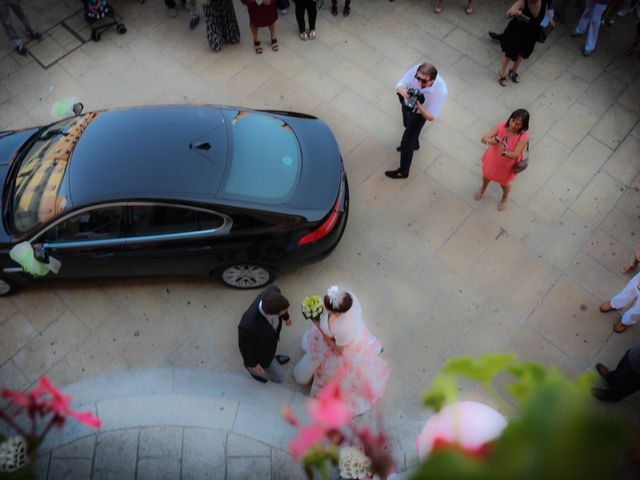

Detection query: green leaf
(411, 448), (490, 480)
(421, 374), (457, 412)
(443, 353), (517, 384)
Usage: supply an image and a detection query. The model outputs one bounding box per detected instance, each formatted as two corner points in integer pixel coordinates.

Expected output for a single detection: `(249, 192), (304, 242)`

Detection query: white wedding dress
(293, 293), (389, 416)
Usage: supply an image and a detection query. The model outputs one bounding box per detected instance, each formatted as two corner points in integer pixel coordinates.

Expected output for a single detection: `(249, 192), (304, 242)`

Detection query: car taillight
(298, 172), (345, 246)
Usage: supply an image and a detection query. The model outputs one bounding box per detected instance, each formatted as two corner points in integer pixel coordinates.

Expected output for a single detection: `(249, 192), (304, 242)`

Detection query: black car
(0, 105), (348, 295)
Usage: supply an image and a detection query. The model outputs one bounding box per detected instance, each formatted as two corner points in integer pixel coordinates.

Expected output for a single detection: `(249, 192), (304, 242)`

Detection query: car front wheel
(217, 264), (275, 289)
(0, 277), (20, 296)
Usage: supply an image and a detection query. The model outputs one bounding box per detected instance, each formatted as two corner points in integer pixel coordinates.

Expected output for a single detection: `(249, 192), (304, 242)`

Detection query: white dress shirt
(396, 64), (448, 119)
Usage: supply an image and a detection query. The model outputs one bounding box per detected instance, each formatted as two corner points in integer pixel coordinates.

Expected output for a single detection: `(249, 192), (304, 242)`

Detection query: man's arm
(415, 102), (435, 122)
(396, 66), (416, 102)
(238, 326), (260, 370)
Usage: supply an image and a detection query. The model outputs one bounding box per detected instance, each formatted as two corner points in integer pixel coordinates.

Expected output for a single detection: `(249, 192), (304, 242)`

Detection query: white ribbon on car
(9, 242), (61, 277)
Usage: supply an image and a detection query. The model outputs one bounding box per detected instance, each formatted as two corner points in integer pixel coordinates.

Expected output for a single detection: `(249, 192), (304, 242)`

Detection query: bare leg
(498, 55), (511, 78)
(498, 184), (511, 211)
(511, 55), (524, 75)
(268, 22), (278, 50)
(249, 23), (259, 43)
(475, 177), (490, 201)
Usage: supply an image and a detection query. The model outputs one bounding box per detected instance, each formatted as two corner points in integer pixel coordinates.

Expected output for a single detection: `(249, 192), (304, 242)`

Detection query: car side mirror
(72, 102), (84, 116)
(33, 244), (49, 263)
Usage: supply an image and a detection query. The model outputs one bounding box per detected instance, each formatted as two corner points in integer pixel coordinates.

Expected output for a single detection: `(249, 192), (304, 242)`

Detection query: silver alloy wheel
(221, 265), (271, 288)
(0, 278), (12, 296)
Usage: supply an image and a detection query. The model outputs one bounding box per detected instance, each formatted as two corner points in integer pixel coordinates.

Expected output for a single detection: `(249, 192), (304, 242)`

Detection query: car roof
(68, 107), (228, 207)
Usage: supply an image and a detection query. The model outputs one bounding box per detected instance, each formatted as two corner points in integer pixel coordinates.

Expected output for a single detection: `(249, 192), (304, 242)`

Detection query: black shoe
(396, 144), (419, 152)
(14, 44), (28, 56)
(28, 31), (42, 40)
(488, 31), (501, 41)
(275, 354), (290, 365)
(591, 387), (617, 402)
(247, 368), (268, 383)
(385, 169), (408, 179)
(189, 15), (200, 30)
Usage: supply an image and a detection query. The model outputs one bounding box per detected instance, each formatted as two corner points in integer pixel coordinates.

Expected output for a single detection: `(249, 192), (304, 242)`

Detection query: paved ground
(1, 0), (640, 478)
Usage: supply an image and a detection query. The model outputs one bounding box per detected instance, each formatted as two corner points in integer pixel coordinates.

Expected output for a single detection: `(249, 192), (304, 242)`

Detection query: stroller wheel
(117, 25), (127, 34)
(91, 30), (101, 41)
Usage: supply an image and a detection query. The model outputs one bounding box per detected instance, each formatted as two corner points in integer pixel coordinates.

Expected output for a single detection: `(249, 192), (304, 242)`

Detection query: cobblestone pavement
(1, 0), (640, 478)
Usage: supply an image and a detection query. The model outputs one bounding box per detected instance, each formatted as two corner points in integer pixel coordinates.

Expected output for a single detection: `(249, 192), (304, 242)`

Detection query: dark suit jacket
(238, 285), (284, 369)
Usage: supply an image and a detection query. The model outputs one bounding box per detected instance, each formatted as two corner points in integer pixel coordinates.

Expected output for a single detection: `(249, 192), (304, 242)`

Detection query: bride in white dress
(294, 285), (389, 416)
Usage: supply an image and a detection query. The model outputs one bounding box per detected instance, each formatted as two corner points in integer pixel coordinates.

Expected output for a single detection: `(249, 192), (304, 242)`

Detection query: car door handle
(92, 252), (114, 258)
(186, 246), (212, 252)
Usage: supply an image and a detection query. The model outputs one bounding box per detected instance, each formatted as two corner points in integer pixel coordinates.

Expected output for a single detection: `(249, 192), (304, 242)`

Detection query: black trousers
(397, 93), (426, 175)
(602, 350), (640, 401)
(295, 0), (317, 32)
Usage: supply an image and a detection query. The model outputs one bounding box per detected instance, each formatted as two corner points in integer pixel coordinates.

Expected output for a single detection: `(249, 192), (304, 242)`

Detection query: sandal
(271, 37), (279, 52)
(498, 73), (507, 87)
(621, 260), (638, 274)
(331, 3), (338, 15)
(299, 31), (308, 41)
(599, 302), (614, 313)
(434, 4), (443, 13)
(308, 30), (316, 40)
(508, 69), (520, 83)
(465, 6), (473, 14)
(254, 40), (262, 54)
(613, 321), (629, 333)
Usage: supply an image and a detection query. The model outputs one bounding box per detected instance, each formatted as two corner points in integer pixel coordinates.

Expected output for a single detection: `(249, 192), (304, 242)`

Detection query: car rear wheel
(0, 277), (20, 296)
(217, 264), (275, 289)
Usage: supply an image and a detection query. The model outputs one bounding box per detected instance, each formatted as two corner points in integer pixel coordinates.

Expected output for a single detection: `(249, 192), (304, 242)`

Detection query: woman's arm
(480, 125), (500, 145)
(506, 0), (525, 17)
(500, 136), (528, 159)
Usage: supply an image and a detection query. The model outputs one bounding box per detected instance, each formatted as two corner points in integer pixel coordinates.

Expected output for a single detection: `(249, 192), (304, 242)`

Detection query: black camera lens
(280, 312), (290, 322)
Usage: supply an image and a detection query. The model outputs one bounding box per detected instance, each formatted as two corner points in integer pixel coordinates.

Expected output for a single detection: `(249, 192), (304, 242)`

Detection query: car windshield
(221, 110), (300, 202)
(11, 113), (97, 234)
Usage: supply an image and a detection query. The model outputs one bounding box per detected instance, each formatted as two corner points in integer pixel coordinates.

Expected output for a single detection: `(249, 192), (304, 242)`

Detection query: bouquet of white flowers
(302, 294), (324, 320)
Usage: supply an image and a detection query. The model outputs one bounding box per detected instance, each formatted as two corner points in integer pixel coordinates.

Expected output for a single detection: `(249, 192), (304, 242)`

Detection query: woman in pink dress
(293, 286), (389, 416)
(475, 109), (530, 211)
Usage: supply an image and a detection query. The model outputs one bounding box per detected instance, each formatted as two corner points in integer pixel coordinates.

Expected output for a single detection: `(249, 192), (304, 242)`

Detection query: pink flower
(289, 425), (325, 461)
(65, 410), (101, 429)
(308, 378), (352, 431)
(2, 377), (101, 430)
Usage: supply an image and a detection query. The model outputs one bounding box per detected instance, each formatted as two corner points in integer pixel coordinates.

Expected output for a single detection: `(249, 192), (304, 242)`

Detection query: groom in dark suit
(238, 286), (292, 383)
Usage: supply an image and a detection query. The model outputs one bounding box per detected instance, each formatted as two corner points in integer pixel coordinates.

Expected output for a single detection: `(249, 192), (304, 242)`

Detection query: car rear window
(221, 110), (300, 202)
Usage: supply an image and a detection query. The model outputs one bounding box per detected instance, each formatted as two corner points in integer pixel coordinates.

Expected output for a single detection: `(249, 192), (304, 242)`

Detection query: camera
(279, 312), (290, 322)
(406, 88), (425, 110)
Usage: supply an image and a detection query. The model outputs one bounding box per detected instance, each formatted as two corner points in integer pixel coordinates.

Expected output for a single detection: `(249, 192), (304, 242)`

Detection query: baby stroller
(82, 0), (126, 41)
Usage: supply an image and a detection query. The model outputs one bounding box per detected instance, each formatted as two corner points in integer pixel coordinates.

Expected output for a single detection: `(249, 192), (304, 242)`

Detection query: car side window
(129, 205), (223, 237)
(42, 207), (123, 243)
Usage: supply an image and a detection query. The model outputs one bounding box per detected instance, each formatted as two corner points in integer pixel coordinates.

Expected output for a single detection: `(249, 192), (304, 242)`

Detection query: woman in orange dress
(475, 109), (530, 211)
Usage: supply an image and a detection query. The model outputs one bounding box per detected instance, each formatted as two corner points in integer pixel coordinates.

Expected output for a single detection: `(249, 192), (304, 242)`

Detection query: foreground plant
(415, 353), (636, 480)
(0, 376), (101, 475)
(282, 372), (394, 480)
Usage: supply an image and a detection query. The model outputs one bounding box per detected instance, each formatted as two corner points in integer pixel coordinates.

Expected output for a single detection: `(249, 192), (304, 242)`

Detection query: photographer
(385, 62), (448, 179)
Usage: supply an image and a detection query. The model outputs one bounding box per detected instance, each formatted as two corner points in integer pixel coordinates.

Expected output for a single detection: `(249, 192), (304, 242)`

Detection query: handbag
(512, 140), (529, 174)
(537, 25), (553, 43)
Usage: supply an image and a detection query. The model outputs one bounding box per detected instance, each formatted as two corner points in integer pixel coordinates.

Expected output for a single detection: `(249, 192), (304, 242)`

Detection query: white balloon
(416, 401), (507, 459)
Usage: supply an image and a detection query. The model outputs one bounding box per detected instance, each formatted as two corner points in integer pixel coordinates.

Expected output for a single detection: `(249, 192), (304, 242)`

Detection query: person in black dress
(498, 0), (547, 86)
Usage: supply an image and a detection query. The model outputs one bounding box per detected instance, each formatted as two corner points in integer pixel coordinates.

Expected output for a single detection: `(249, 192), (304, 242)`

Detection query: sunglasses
(414, 74), (429, 85)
